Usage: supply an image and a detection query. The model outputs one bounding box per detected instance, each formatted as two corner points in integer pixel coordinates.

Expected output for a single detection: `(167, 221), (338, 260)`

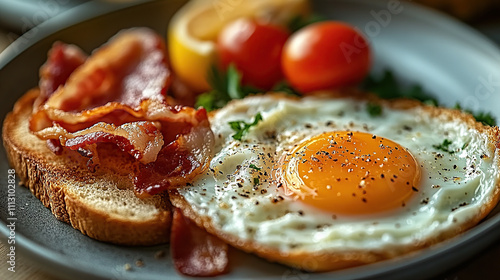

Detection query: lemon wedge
(168, 0), (311, 92)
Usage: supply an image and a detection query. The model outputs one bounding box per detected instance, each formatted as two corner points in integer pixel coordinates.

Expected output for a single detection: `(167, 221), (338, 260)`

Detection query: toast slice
(3, 89), (172, 246)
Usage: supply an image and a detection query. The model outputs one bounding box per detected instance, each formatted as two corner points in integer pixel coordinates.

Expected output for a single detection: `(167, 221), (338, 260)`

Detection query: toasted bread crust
(3, 90), (172, 246)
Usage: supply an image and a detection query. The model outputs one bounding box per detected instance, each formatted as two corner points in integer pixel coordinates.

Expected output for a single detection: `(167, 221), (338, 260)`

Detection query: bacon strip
(35, 42), (87, 109)
(47, 28), (169, 112)
(36, 121), (164, 164)
(134, 109), (213, 197)
(30, 28), (171, 133)
(29, 28), (214, 197)
(171, 209), (229, 277)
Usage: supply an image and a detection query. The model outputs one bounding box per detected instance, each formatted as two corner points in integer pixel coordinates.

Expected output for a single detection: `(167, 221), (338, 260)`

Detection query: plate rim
(0, 0), (160, 70)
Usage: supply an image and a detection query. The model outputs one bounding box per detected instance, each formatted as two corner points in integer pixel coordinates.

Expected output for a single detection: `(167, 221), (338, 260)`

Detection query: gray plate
(1, 0), (500, 279)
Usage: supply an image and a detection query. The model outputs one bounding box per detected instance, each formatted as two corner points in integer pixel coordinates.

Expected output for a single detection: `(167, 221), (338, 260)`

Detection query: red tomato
(282, 21), (371, 93)
(217, 18), (289, 90)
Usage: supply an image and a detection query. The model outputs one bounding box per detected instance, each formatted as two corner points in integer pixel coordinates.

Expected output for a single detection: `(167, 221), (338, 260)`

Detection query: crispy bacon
(171, 209), (229, 277)
(134, 109), (213, 197)
(35, 42), (87, 109)
(30, 28), (171, 132)
(46, 139), (64, 155)
(47, 28), (169, 112)
(29, 28), (214, 196)
(37, 121), (164, 164)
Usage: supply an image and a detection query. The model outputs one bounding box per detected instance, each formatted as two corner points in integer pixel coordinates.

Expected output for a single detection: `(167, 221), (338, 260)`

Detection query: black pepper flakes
(271, 197), (281, 203)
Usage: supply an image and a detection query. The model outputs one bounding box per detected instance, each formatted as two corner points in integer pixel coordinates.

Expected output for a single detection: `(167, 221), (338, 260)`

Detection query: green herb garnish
(366, 102), (383, 117)
(195, 64), (304, 112)
(363, 70), (438, 105)
(229, 113), (263, 141)
(454, 103), (496, 126)
(272, 81), (302, 96)
(195, 64), (264, 112)
(473, 112), (496, 126)
(288, 14), (327, 33)
(195, 90), (227, 112)
(433, 139), (455, 154)
(253, 177), (260, 185)
(249, 164), (261, 171)
(406, 84), (439, 106)
(194, 65), (231, 111)
(364, 70), (496, 126)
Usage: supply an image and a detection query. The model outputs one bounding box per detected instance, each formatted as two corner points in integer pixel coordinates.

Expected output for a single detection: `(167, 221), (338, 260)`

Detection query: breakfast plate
(1, 0), (500, 279)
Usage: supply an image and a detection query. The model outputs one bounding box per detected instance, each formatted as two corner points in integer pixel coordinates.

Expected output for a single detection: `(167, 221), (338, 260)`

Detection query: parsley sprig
(195, 65), (300, 112)
(433, 139), (455, 154)
(364, 70), (497, 126)
(366, 102), (383, 117)
(229, 113), (263, 141)
(253, 177), (260, 185)
(249, 164), (261, 171)
(363, 70), (438, 105)
(195, 64), (262, 112)
(454, 103), (496, 126)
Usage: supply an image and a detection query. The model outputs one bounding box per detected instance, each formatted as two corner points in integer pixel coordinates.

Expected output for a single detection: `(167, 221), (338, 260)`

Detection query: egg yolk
(280, 131), (421, 215)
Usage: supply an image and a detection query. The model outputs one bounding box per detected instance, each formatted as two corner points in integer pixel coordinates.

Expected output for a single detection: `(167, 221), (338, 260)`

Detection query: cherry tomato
(217, 18), (289, 90)
(282, 21), (371, 93)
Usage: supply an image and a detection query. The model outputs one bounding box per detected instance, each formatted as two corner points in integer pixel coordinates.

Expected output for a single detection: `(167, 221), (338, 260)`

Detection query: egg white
(175, 94), (500, 256)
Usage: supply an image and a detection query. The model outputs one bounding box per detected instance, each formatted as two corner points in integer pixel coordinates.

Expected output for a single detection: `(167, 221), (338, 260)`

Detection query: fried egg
(170, 94), (500, 271)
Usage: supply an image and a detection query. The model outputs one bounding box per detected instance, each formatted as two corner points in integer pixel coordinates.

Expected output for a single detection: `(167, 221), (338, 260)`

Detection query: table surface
(1, 3), (500, 280)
